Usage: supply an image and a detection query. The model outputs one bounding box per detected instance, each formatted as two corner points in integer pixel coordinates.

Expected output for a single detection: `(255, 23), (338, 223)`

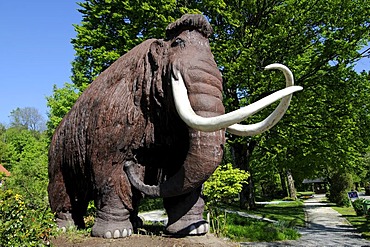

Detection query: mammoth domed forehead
(175, 29), (210, 44)
(166, 14), (213, 40)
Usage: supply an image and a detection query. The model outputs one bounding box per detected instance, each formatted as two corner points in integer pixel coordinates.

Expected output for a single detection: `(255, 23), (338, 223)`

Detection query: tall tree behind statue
(48, 0), (370, 209)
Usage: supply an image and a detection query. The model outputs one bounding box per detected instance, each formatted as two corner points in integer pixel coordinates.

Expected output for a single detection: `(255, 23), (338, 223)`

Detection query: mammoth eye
(172, 38), (185, 48)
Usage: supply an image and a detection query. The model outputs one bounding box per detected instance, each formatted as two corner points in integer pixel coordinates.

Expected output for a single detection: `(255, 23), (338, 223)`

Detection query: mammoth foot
(55, 211), (76, 232)
(92, 218), (133, 239)
(165, 220), (209, 236)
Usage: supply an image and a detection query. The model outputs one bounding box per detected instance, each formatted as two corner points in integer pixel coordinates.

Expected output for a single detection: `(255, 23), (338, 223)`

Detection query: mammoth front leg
(164, 186), (209, 235)
(92, 171), (135, 239)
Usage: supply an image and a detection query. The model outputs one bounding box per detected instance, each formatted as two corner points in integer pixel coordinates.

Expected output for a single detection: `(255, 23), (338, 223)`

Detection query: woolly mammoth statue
(48, 14), (302, 238)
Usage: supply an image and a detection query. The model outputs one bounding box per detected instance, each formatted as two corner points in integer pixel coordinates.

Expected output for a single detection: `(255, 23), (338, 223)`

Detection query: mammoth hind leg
(164, 187), (209, 236)
(48, 167), (88, 230)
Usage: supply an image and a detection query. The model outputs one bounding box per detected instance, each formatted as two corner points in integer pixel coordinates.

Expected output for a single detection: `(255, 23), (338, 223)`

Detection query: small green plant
(203, 163), (249, 237)
(0, 189), (57, 246)
(84, 201), (96, 229)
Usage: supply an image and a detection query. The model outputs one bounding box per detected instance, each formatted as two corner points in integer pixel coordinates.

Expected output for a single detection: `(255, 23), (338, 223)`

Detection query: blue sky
(0, 1), (81, 125)
(0, 1), (369, 125)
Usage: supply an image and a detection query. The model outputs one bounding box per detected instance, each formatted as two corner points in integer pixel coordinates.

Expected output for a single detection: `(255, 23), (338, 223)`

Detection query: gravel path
(241, 194), (370, 246)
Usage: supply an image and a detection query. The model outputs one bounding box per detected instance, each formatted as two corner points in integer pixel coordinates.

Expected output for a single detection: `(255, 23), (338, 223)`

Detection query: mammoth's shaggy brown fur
(48, 14), (225, 237)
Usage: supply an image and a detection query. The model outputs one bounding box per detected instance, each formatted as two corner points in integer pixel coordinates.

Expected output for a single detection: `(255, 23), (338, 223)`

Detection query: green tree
(1, 127), (49, 207)
(0, 126), (55, 245)
(71, 0), (198, 87)
(46, 83), (84, 138)
(198, 0), (370, 207)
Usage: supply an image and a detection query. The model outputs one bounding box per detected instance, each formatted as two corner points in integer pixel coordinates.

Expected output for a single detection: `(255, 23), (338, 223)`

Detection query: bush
(139, 198), (164, 212)
(0, 189), (57, 246)
(328, 172), (353, 207)
(203, 163), (249, 236)
(352, 198), (366, 216)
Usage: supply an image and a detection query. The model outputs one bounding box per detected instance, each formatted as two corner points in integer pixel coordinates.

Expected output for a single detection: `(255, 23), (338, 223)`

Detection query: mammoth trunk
(159, 129), (225, 197)
(159, 67), (226, 197)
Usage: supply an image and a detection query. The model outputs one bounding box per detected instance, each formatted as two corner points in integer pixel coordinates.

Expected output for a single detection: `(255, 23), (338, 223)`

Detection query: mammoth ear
(149, 39), (165, 67)
(148, 40), (167, 101)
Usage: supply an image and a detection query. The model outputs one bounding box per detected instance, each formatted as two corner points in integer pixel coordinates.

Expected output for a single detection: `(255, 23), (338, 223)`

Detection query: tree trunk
(231, 140), (257, 210)
(279, 169), (288, 197)
(241, 169), (256, 209)
(286, 170), (297, 200)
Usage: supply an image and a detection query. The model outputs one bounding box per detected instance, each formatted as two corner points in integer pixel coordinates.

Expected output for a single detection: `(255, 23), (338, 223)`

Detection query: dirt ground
(51, 234), (239, 247)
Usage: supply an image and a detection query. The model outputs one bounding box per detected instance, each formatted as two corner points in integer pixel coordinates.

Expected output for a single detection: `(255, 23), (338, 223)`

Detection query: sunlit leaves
(203, 163), (249, 203)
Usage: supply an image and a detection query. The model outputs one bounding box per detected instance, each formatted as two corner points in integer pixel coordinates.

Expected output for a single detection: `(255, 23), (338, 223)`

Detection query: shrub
(352, 198), (366, 216)
(0, 189), (57, 246)
(139, 197), (164, 212)
(328, 172), (353, 207)
(203, 163), (249, 236)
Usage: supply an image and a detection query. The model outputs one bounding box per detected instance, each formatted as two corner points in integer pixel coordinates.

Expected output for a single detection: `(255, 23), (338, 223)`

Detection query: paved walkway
(240, 194), (370, 246)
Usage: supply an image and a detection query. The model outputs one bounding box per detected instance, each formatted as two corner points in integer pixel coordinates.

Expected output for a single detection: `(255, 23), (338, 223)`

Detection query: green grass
(251, 201), (306, 228)
(218, 200), (304, 242)
(224, 213), (301, 242)
(332, 206), (370, 240)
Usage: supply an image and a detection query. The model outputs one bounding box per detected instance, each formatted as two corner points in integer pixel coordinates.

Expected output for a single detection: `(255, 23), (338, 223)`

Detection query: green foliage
(328, 172), (353, 206)
(0, 189), (56, 246)
(352, 198), (366, 216)
(203, 163), (249, 236)
(225, 214), (300, 242)
(206, 0), (370, 203)
(46, 83), (85, 138)
(139, 198), (164, 212)
(203, 163), (250, 204)
(0, 126), (55, 245)
(2, 129), (49, 207)
(71, 0), (201, 87)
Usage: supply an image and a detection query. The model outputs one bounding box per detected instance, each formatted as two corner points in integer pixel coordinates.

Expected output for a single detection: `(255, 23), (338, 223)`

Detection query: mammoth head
(149, 14), (303, 136)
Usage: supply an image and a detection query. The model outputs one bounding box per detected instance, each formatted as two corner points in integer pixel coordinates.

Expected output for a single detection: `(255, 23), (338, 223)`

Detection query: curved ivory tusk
(227, 63), (301, 136)
(171, 64), (302, 132)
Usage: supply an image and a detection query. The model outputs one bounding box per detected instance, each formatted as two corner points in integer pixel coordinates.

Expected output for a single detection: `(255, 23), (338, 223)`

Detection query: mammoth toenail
(104, 231), (112, 238)
(189, 225), (197, 235)
(122, 228), (128, 237)
(113, 229), (121, 238)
